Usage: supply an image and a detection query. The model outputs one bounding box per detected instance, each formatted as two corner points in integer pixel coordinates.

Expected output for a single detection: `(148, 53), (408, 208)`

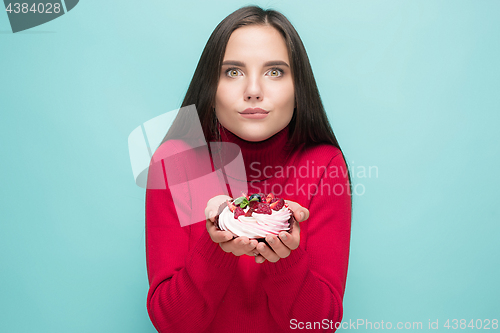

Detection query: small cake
(214, 193), (295, 244)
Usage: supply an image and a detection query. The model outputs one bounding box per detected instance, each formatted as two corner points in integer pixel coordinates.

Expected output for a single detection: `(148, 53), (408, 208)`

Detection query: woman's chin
(230, 123), (287, 142)
(235, 131), (274, 142)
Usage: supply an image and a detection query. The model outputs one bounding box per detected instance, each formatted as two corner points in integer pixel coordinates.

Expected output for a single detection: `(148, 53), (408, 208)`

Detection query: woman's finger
(205, 195), (232, 222)
(278, 218), (301, 250)
(206, 219), (233, 243)
(256, 242), (281, 263)
(265, 234), (291, 258)
(204, 208), (216, 222)
(285, 200), (309, 222)
(220, 237), (257, 256)
(255, 254), (266, 264)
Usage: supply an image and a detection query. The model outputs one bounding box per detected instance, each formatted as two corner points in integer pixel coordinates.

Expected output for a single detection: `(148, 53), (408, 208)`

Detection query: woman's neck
(216, 125), (294, 182)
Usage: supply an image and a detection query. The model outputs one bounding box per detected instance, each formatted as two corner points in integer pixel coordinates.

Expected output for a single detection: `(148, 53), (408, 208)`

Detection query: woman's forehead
(223, 25), (289, 64)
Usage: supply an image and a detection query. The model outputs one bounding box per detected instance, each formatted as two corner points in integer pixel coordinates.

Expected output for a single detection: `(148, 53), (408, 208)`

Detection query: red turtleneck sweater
(145, 126), (352, 332)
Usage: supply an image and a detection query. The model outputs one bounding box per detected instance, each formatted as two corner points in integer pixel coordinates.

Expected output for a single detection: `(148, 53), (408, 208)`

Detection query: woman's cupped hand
(205, 195), (309, 264)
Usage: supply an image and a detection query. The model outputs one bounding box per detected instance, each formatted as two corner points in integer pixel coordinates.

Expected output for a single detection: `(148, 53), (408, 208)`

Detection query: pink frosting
(218, 205), (291, 238)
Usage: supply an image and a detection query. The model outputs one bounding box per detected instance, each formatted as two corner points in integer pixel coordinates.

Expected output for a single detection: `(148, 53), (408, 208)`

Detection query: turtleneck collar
(217, 125), (294, 182)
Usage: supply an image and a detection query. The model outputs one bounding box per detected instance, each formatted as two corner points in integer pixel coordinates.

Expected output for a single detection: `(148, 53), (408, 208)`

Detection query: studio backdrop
(1, 1), (499, 332)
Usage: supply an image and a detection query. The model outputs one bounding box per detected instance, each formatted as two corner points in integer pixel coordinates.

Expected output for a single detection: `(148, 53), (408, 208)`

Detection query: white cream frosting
(218, 205), (291, 238)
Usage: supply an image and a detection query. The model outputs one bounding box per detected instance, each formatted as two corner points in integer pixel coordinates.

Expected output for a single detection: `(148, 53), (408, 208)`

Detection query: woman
(146, 5), (352, 332)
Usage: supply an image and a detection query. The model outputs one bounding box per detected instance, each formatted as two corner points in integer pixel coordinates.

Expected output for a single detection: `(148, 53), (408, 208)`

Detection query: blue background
(1, 1), (499, 332)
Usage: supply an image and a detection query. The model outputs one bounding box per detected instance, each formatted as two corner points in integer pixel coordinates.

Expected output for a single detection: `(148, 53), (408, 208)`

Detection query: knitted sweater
(145, 125), (352, 332)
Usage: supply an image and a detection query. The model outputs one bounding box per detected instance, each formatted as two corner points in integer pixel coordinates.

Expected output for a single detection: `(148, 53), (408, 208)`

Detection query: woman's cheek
(215, 84), (230, 111)
(218, 82), (240, 107)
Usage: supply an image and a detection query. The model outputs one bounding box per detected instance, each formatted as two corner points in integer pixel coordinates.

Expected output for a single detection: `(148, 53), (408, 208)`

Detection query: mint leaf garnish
(234, 196), (249, 208)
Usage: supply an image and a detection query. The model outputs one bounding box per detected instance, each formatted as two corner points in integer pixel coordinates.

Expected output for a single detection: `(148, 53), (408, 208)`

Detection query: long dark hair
(161, 5), (353, 205)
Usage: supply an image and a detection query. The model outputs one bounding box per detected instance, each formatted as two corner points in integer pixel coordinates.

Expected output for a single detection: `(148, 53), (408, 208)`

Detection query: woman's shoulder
(283, 144), (346, 182)
(151, 139), (200, 162)
(296, 143), (343, 164)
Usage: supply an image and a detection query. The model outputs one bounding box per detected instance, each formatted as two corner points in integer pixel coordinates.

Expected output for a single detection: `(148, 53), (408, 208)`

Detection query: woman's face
(215, 25), (295, 142)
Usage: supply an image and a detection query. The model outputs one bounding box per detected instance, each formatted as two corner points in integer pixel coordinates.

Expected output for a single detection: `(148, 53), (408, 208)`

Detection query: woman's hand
(205, 195), (260, 257)
(254, 200), (309, 264)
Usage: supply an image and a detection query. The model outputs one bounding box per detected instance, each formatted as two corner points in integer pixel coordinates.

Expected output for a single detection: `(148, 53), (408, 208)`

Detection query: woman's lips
(239, 108), (270, 119)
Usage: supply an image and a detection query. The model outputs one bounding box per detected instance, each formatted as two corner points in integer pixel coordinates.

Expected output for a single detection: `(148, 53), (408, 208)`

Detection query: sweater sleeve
(145, 156), (239, 332)
(260, 152), (352, 332)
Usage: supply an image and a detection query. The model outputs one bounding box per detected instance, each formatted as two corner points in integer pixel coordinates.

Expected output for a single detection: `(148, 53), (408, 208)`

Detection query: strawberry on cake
(214, 193), (295, 242)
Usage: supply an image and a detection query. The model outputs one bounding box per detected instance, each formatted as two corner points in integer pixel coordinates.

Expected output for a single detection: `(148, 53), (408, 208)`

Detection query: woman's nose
(244, 76), (262, 101)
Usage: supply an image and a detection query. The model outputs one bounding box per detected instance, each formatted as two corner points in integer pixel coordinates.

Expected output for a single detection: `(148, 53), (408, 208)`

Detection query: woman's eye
(225, 67), (284, 77)
(226, 68), (242, 77)
(267, 68), (284, 77)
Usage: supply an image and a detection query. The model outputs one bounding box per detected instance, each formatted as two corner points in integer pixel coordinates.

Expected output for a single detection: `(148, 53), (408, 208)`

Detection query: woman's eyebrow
(222, 60), (290, 68)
